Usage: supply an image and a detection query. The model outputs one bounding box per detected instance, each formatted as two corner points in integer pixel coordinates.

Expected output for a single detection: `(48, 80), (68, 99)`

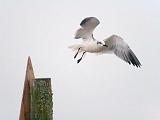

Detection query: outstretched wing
(104, 35), (141, 67)
(74, 17), (100, 41)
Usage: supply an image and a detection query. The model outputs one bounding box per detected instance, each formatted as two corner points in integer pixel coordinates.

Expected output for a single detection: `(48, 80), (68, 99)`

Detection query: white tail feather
(68, 44), (82, 51)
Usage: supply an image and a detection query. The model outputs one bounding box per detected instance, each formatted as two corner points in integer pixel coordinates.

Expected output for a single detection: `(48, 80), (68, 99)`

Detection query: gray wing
(104, 35), (141, 67)
(74, 17), (100, 41)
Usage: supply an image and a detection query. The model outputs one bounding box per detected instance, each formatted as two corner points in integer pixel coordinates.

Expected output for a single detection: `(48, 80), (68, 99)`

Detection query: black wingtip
(80, 17), (99, 27)
(80, 17), (93, 26)
(128, 49), (142, 68)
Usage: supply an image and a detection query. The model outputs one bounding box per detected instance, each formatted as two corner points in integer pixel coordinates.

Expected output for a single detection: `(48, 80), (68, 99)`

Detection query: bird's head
(96, 41), (108, 47)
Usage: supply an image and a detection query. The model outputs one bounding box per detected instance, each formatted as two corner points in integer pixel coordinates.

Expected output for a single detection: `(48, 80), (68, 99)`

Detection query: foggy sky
(0, 0), (160, 120)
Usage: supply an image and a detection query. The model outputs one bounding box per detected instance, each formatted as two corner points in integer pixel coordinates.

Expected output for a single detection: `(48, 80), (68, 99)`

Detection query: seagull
(69, 17), (141, 67)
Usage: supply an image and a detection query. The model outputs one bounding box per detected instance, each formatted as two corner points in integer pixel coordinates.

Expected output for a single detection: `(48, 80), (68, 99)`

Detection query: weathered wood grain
(19, 56), (35, 120)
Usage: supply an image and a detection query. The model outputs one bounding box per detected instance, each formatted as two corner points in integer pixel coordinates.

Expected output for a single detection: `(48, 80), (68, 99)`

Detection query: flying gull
(69, 17), (141, 67)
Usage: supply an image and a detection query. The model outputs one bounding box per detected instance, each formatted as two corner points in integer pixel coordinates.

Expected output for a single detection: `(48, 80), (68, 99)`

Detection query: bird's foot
(77, 58), (82, 63)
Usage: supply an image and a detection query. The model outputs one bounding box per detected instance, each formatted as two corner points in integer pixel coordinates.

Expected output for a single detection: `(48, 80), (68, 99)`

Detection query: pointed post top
(26, 56), (35, 81)
(19, 56), (35, 120)
(28, 56), (31, 62)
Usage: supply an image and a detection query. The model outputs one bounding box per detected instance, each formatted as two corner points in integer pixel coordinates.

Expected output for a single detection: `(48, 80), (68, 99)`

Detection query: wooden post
(19, 57), (53, 120)
(19, 57), (35, 120)
(30, 78), (53, 120)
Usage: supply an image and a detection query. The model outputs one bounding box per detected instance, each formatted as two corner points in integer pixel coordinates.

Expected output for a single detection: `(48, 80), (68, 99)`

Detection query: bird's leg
(77, 51), (86, 63)
(74, 47), (81, 59)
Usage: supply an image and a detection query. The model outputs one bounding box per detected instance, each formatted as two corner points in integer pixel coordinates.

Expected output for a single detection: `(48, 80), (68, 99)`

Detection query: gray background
(0, 0), (160, 120)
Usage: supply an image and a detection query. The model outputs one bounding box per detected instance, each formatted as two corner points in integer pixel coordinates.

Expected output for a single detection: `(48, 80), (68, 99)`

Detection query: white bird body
(69, 41), (104, 53)
(69, 17), (141, 67)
